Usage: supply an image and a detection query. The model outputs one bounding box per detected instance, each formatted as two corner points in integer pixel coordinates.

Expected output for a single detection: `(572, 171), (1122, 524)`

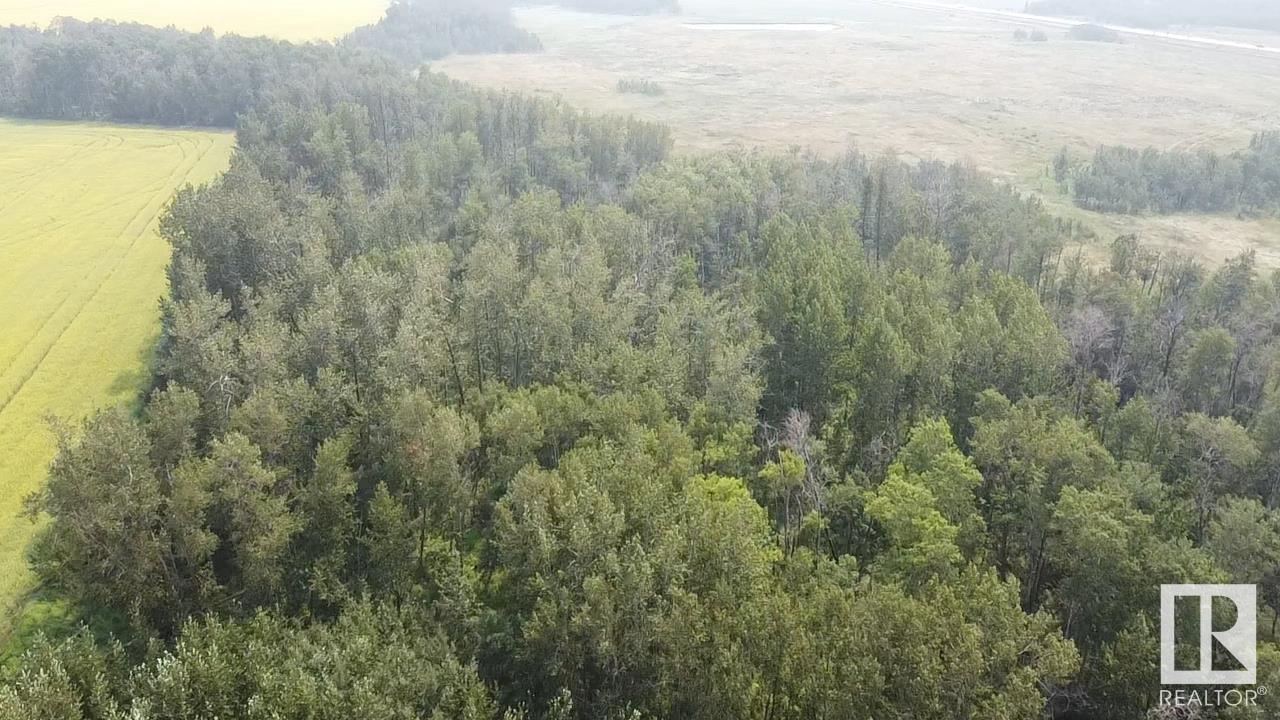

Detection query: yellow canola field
(0, 119), (233, 611)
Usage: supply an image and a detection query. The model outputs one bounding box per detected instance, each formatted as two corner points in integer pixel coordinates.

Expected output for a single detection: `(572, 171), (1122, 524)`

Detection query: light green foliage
(826, 239), (1068, 473)
(617, 79), (664, 96)
(1103, 395), (1177, 468)
(1088, 617), (1160, 717)
(145, 386), (202, 472)
(652, 287), (765, 423)
(866, 472), (963, 587)
(865, 419), (985, 587)
(379, 246), (457, 396)
(490, 423), (693, 713)
(760, 448), (814, 554)
(1230, 643), (1280, 719)
(364, 484), (418, 603)
(893, 419), (984, 533)
(291, 433), (358, 610)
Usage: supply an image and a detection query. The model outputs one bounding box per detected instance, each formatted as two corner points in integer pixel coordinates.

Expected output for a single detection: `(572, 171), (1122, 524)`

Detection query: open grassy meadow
(0, 120), (233, 622)
(0, 0), (386, 40)
(437, 0), (1280, 266)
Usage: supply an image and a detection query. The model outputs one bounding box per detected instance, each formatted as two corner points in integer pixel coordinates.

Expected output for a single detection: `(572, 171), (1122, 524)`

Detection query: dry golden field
(437, 0), (1280, 266)
(0, 120), (233, 617)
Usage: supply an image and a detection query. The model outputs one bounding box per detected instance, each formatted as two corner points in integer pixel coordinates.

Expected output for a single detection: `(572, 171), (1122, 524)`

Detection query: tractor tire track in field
(0, 133), (215, 416)
(0, 177), (172, 381)
(0, 178), (171, 251)
(0, 133), (124, 213)
(0, 133), (218, 419)
(0, 139), (98, 213)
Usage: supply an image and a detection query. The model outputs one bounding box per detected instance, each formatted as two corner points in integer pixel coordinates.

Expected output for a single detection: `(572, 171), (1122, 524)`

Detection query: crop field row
(0, 120), (233, 614)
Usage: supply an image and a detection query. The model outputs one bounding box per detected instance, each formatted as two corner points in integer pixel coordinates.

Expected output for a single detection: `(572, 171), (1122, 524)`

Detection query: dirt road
(866, 0), (1280, 56)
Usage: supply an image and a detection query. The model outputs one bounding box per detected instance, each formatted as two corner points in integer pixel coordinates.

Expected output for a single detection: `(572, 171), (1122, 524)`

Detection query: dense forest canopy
(5, 2), (1280, 720)
(1028, 0), (1280, 32)
(0, 0), (684, 127)
(0, 0), (538, 126)
(1056, 132), (1280, 216)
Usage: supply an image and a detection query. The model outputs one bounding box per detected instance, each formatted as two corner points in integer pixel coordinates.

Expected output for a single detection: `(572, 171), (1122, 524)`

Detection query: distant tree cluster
(0, 0), (694, 129)
(343, 0), (541, 68)
(1029, 0), (1280, 32)
(1057, 132), (1280, 215)
(1013, 28), (1049, 41)
(0, 1), (539, 127)
(617, 77), (664, 95)
(1066, 23), (1122, 42)
(0, 20), (342, 125)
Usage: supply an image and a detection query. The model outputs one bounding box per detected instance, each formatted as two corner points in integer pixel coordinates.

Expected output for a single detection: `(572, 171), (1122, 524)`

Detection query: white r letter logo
(1161, 584), (1256, 685)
